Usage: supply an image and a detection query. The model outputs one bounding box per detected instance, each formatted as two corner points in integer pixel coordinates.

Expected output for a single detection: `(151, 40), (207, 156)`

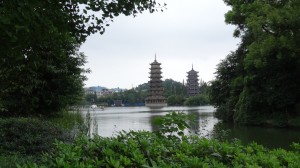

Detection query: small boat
(90, 104), (97, 109)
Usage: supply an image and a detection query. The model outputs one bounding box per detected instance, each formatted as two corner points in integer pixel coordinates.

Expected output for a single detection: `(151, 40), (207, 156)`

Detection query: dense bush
(0, 118), (73, 155)
(167, 95), (185, 106)
(22, 131), (300, 168)
(184, 94), (210, 106)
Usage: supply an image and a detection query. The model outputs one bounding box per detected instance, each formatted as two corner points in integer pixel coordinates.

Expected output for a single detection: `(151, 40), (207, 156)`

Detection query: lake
(80, 106), (300, 149)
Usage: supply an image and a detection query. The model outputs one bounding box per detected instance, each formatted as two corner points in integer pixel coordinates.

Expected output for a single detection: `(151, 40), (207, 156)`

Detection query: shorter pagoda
(186, 65), (200, 97)
(145, 55), (167, 107)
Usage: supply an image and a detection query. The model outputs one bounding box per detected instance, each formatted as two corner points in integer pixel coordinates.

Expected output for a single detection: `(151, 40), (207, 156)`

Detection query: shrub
(21, 112), (300, 167)
(23, 131), (300, 168)
(0, 118), (73, 155)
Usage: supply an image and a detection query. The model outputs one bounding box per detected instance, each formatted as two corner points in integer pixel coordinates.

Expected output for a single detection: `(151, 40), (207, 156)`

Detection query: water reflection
(80, 106), (300, 149)
(81, 106), (216, 137)
(219, 122), (300, 149)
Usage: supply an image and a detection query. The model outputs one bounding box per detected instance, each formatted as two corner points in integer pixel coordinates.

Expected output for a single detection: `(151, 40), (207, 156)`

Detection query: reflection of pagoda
(145, 55), (167, 107)
(186, 65), (199, 97)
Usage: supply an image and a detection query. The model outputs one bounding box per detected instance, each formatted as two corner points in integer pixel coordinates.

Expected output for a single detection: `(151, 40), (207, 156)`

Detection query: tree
(211, 0), (300, 125)
(163, 79), (186, 97)
(0, 0), (164, 116)
(167, 95), (185, 106)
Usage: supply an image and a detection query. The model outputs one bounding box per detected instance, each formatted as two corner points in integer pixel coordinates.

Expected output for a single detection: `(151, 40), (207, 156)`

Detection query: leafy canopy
(0, 0), (165, 116)
(211, 0), (300, 125)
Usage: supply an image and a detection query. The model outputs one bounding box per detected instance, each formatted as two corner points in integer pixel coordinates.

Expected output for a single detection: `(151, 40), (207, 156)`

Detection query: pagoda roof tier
(150, 69), (162, 72)
(187, 70), (199, 73)
(150, 72), (162, 75)
(150, 75), (162, 78)
(149, 84), (163, 86)
(149, 82), (163, 85)
(187, 65), (199, 74)
(149, 79), (163, 82)
(150, 61), (161, 65)
(149, 88), (164, 90)
(149, 87), (163, 90)
(149, 83), (163, 86)
(150, 66), (162, 69)
(187, 74), (199, 77)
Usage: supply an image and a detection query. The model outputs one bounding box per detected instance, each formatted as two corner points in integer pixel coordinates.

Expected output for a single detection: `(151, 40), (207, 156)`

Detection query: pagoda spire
(155, 53), (157, 61)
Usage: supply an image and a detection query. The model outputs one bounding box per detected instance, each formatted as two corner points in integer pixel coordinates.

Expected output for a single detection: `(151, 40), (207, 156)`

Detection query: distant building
(100, 89), (114, 97)
(186, 65), (200, 97)
(145, 55), (167, 107)
(84, 86), (126, 98)
(84, 86), (104, 98)
(84, 87), (96, 95)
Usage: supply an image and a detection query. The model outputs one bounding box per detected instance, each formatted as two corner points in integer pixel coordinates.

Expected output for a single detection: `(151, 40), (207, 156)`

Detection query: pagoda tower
(145, 55), (167, 107)
(186, 65), (200, 97)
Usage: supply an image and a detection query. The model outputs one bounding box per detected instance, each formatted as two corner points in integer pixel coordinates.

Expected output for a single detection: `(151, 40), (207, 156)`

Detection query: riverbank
(1, 110), (300, 167)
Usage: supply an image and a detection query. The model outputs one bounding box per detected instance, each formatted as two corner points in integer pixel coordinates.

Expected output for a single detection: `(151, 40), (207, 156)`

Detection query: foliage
(167, 95), (185, 106)
(152, 111), (194, 139)
(288, 116), (300, 127)
(22, 122), (300, 167)
(184, 94), (210, 106)
(0, 39), (87, 116)
(95, 88), (147, 106)
(49, 109), (84, 131)
(0, 118), (73, 156)
(211, 0), (300, 125)
(163, 79), (186, 97)
(184, 81), (211, 106)
(0, 0), (164, 116)
(0, 110), (87, 167)
(84, 93), (98, 104)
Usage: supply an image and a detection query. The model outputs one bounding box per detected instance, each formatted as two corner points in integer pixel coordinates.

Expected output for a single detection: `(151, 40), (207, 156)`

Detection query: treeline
(210, 0), (300, 127)
(84, 79), (210, 106)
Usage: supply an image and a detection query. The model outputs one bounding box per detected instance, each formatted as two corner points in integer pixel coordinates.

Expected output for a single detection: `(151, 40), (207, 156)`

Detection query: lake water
(80, 106), (300, 149)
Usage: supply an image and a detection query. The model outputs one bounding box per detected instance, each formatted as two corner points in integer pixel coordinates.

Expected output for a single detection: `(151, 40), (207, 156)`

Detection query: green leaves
(21, 129), (300, 167)
(0, 0), (165, 116)
(212, 0), (300, 125)
(153, 111), (194, 139)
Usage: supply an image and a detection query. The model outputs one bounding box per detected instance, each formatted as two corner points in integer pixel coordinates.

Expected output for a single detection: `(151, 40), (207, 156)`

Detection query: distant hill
(85, 86), (127, 92)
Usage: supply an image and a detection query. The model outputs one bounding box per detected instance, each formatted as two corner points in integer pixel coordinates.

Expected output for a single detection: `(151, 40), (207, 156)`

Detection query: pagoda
(186, 65), (200, 97)
(145, 55), (167, 107)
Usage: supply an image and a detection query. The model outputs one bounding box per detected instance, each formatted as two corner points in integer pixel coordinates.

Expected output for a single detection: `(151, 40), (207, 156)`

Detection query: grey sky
(80, 0), (240, 89)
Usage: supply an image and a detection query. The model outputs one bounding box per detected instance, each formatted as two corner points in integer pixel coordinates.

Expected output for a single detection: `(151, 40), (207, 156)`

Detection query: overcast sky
(80, 0), (240, 89)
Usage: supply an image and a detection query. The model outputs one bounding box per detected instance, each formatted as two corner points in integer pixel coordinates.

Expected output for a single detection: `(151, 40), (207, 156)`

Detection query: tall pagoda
(145, 55), (167, 107)
(186, 65), (200, 97)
